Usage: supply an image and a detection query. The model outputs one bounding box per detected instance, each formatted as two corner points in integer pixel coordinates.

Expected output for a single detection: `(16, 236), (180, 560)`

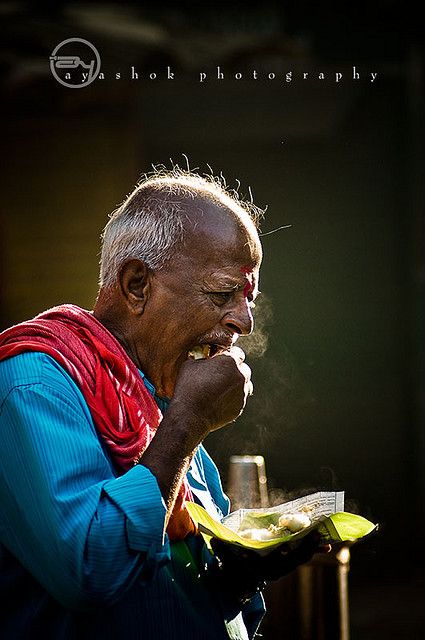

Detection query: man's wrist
(161, 398), (209, 452)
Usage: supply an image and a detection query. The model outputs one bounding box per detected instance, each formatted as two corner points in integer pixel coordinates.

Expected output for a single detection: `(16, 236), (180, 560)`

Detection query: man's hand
(139, 346), (252, 517)
(208, 531), (325, 604)
(171, 346), (252, 441)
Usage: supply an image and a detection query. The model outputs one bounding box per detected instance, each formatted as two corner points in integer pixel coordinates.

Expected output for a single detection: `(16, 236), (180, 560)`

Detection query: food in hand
(188, 345), (210, 360)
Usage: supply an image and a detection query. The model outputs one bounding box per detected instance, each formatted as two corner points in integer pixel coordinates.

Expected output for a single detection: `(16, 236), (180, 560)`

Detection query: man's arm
(0, 353), (169, 610)
(139, 347), (252, 527)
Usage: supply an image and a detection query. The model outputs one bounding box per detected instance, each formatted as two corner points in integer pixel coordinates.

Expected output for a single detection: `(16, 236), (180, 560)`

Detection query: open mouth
(188, 344), (227, 360)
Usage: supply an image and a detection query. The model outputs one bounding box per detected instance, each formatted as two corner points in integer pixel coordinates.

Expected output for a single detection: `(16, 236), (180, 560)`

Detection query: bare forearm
(138, 403), (204, 516)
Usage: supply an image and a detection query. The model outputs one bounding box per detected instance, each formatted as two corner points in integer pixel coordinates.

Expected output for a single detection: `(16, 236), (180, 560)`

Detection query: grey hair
(99, 167), (263, 288)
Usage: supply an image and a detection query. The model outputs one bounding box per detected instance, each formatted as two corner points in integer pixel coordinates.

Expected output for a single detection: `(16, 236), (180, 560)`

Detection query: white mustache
(198, 332), (237, 347)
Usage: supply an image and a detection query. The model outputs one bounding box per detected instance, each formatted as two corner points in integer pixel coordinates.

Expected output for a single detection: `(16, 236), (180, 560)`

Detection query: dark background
(1, 2), (424, 638)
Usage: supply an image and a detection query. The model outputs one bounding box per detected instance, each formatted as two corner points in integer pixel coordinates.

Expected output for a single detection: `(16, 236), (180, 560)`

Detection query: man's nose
(222, 299), (254, 336)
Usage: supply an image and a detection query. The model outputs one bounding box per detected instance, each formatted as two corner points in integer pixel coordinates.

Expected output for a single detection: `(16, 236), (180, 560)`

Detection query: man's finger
(238, 362), (252, 383)
(225, 346), (246, 363)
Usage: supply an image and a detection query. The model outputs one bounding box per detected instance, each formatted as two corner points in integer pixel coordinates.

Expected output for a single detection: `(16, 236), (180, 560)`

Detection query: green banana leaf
(186, 501), (377, 552)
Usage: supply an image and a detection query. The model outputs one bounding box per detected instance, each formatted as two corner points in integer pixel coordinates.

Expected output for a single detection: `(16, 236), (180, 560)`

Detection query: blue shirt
(0, 352), (264, 639)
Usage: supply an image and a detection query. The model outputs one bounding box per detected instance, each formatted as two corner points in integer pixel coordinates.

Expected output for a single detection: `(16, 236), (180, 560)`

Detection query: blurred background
(1, 1), (424, 638)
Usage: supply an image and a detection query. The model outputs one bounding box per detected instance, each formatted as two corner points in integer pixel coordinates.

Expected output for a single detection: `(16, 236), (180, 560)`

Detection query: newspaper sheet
(222, 491), (345, 532)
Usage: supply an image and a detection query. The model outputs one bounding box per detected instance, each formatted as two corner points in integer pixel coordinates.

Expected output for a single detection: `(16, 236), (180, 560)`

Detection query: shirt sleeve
(0, 352), (170, 611)
(197, 444), (231, 517)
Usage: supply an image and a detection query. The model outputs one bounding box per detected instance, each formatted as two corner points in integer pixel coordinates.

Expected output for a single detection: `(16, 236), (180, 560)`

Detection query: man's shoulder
(0, 351), (81, 403)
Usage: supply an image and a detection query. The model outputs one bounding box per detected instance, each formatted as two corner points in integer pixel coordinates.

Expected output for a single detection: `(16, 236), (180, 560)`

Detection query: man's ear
(119, 259), (151, 314)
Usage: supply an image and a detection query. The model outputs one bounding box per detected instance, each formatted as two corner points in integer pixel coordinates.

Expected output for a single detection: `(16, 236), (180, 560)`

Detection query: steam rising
(207, 292), (306, 478)
(206, 292), (330, 496)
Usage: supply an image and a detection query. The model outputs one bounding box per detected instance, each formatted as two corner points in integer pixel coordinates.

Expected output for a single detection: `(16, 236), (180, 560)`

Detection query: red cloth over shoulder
(0, 304), (195, 541)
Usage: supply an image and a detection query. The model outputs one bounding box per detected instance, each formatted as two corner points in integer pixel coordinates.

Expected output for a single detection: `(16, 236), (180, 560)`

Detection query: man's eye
(209, 291), (233, 305)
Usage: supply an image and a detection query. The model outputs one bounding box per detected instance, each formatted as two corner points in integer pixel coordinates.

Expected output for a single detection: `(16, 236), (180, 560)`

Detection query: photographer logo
(50, 38), (101, 88)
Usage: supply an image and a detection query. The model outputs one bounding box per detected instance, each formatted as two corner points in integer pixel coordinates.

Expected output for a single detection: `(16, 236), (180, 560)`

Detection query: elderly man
(0, 171), (319, 639)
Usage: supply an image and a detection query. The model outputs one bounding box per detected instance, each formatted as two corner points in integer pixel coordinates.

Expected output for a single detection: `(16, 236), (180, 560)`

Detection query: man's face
(138, 203), (262, 398)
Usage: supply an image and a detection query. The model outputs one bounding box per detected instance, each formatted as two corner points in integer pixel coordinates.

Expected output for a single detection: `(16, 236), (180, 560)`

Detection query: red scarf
(0, 304), (195, 540)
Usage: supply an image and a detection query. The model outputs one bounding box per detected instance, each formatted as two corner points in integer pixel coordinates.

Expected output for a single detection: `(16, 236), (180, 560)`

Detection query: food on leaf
(278, 512), (312, 533)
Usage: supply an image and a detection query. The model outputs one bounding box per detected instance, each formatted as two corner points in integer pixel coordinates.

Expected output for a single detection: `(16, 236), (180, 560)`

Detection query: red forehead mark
(240, 266), (254, 298)
(243, 281), (254, 298)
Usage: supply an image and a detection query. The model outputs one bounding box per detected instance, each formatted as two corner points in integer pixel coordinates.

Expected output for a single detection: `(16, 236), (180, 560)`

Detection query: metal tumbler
(227, 454), (269, 510)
